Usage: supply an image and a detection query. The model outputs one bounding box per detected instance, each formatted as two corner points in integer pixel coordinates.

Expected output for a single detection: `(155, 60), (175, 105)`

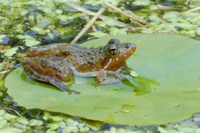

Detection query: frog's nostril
(124, 43), (136, 49)
(124, 43), (130, 48)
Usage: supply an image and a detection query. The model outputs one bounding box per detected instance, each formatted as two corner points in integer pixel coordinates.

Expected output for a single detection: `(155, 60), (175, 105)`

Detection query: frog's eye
(108, 44), (118, 55)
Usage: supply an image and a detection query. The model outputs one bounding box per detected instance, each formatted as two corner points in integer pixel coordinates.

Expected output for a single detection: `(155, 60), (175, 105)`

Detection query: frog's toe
(48, 77), (80, 94)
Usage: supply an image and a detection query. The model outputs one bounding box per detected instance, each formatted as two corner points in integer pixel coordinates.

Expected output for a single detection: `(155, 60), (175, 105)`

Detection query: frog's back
(66, 46), (106, 74)
(26, 43), (106, 73)
(27, 43), (89, 57)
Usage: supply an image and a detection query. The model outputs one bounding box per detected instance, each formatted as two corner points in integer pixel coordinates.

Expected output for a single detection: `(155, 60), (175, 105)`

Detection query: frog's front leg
(96, 70), (124, 85)
(21, 57), (80, 94)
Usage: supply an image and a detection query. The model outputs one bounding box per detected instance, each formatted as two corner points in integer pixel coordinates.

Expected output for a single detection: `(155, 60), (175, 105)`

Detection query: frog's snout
(124, 43), (136, 53)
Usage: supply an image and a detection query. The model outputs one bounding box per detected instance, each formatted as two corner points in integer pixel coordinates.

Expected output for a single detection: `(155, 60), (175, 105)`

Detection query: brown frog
(21, 39), (136, 94)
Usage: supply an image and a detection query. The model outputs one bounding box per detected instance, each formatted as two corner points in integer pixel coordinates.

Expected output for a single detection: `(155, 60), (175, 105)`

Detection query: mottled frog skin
(21, 39), (136, 94)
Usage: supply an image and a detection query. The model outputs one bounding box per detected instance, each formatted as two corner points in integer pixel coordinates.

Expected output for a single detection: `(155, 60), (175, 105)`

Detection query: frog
(21, 39), (136, 94)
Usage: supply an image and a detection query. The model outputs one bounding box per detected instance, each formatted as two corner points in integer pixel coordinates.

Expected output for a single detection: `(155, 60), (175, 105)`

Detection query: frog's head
(103, 39), (136, 71)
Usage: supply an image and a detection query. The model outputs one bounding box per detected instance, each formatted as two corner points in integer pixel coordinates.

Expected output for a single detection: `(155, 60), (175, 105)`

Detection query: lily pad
(5, 34), (200, 126)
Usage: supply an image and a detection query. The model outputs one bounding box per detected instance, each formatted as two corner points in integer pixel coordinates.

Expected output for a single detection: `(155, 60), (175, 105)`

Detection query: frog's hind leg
(21, 57), (80, 94)
(47, 77), (80, 94)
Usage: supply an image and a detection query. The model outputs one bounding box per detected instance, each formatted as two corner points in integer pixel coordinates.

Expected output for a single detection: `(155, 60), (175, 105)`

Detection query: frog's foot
(23, 64), (80, 94)
(48, 77), (80, 94)
(96, 70), (122, 85)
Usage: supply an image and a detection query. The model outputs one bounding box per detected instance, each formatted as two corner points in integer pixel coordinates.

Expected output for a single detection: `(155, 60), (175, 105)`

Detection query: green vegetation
(1, 0), (200, 132)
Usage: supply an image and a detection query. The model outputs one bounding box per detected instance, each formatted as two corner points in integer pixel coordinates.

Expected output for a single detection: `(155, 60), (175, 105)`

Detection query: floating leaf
(0, 34), (8, 43)
(84, 0), (102, 6)
(109, 27), (128, 36)
(25, 39), (40, 47)
(0, 119), (7, 128)
(149, 5), (158, 10)
(4, 113), (17, 120)
(0, 35), (6, 39)
(149, 14), (160, 22)
(0, 109), (5, 116)
(20, 9), (28, 16)
(141, 28), (154, 33)
(174, 22), (195, 30)
(162, 11), (179, 20)
(31, 26), (49, 35)
(55, 9), (63, 14)
(103, 18), (115, 26)
(5, 34), (200, 126)
(47, 123), (59, 130)
(89, 31), (108, 38)
(51, 116), (63, 122)
(0, 127), (23, 133)
(57, 15), (69, 21)
(17, 35), (40, 47)
(36, 19), (51, 28)
(29, 119), (43, 126)
(4, 47), (18, 56)
(62, 126), (78, 133)
(132, 0), (152, 6)
(196, 28), (200, 36)
(16, 117), (28, 125)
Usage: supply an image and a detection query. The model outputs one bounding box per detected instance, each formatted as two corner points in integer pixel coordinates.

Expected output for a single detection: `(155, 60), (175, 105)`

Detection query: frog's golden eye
(108, 44), (118, 55)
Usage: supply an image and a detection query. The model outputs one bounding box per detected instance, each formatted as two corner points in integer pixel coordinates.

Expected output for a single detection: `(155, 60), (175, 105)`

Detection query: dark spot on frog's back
(62, 51), (70, 56)
(86, 52), (91, 56)
(41, 59), (48, 68)
(90, 56), (94, 60)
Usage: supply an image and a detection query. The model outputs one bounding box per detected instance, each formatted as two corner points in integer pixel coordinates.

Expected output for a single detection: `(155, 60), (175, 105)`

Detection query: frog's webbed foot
(47, 77), (80, 94)
(96, 70), (123, 85)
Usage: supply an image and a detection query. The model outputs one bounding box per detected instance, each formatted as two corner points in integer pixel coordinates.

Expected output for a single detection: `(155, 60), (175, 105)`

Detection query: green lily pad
(5, 34), (200, 126)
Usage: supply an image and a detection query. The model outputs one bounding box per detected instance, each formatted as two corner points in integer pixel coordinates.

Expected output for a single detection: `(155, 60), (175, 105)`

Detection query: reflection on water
(122, 75), (160, 96)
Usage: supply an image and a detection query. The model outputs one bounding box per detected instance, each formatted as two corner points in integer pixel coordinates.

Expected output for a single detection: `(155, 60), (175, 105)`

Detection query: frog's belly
(70, 67), (98, 77)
